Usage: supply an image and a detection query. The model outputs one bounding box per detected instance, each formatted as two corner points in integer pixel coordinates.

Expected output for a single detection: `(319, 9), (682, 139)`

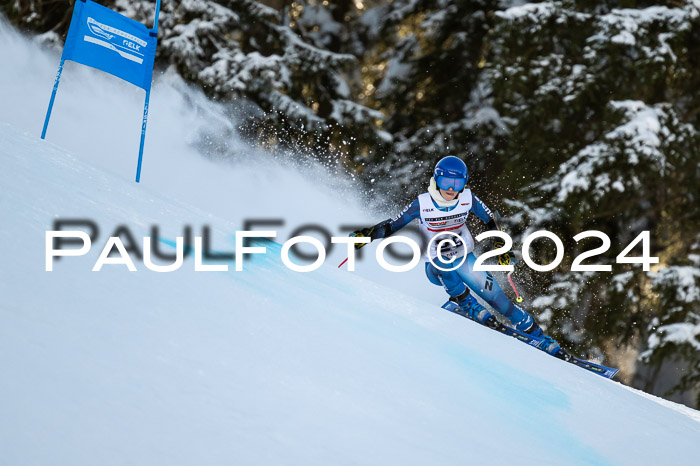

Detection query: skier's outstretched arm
(350, 199), (420, 249)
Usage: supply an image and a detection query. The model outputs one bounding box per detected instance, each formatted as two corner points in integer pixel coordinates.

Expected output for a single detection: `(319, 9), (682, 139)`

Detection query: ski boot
(450, 290), (496, 327)
(537, 336), (571, 361)
(509, 305), (544, 338)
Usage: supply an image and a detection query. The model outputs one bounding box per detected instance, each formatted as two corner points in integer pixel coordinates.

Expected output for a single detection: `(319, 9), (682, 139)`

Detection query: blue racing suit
(372, 192), (530, 327)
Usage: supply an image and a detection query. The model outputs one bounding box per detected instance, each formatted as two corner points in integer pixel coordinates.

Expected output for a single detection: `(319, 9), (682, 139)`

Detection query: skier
(351, 156), (562, 355)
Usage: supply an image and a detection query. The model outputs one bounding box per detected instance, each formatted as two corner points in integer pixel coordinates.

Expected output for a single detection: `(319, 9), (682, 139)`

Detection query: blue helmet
(433, 156), (468, 192)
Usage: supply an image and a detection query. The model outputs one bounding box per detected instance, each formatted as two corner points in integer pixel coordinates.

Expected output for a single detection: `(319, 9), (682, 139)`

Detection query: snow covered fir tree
(3, 0), (698, 408)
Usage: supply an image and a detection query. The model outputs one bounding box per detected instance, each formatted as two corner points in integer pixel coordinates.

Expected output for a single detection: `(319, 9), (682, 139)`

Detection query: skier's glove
(350, 220), (391, 249)
(486, 211), (513, 265)
(493, 239), (514, 266)
(350, 227), (373, 249)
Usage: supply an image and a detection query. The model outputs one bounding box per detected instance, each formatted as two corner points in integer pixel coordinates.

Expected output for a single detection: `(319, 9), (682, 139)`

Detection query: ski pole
(339, 231), (372, 268)
(507, 269), (523, 302)
(492, 210), (523, 302)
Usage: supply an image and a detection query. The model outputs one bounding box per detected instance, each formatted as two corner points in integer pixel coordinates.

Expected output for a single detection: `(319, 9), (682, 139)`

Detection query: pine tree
(486, 0), (699, 405)
(356, 0), (508, 205)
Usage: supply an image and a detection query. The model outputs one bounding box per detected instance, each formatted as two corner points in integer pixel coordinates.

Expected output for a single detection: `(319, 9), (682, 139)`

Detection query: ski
(442, 301), (619, 379)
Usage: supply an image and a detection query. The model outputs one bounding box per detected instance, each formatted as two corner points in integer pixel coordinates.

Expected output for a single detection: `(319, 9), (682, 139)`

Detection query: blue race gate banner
(63, 0), (157, 90)
(41, 0), (161, 183)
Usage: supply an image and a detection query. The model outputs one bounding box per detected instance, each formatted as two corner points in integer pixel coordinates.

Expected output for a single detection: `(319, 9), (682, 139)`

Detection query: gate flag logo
(62, 0), (157, 91)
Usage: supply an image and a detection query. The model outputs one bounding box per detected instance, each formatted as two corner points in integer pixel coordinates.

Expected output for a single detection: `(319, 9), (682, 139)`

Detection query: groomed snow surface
(1, 17), (700, 466)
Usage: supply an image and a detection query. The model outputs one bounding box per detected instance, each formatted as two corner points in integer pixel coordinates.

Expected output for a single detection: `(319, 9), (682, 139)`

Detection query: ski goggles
(435, 175), (466, 192)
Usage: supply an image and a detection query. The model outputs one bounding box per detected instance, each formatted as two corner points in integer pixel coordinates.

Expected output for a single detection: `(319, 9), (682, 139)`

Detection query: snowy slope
(2, 17), (700, 466)
(3, 122), (700, 466)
